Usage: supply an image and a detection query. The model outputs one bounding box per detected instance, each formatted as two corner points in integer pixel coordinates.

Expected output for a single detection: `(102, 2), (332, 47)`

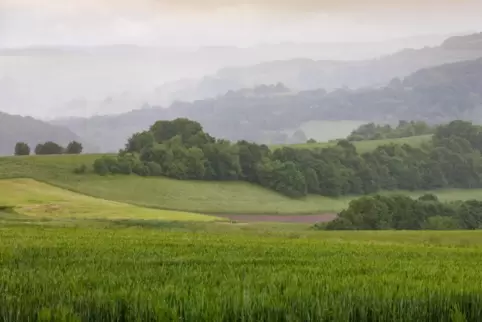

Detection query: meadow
(0, 178), (219, 222)
(3, 152), (482, 216)
(2, 226), (482, 321)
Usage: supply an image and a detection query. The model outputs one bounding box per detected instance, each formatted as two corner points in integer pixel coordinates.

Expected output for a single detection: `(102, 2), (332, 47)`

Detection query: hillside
(0, 112), (98, 155)
(56, 56), (482, 152)
(3, 152), (482, 215)
(152, 32), (482, 104)
(0, 35), (452, 118)
(0, 154), (348, 214)
(0, 178), (219, 222)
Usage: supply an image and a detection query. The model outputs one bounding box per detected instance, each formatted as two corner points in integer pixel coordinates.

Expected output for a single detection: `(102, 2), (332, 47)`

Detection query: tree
(65, 141), (83, 154)
(14, 142), (30, 156)
(35, 142), (64, 155)
(125, 131), (155, 153)
(149, 118), (204, 145)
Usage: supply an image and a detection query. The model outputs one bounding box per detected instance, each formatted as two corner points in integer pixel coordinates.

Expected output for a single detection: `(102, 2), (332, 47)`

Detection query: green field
(0, 155), (350, 214)
(272, 134), (432, 151)
(4, 152), (482, 216)
(0, 178), (220, 222)
(2, 226), (482, 320)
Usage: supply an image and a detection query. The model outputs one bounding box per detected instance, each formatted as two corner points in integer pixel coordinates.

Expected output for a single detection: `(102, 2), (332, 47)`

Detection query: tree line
(14, 141), (83, 156)
(91, 118), (482, 198)
(347, 120), (435, 141)
(317, 194), (482, 230)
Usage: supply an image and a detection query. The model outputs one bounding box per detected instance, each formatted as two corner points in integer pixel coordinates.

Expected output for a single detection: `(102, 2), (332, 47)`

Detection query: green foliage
(73, 164), (87, 174)
(14, 142), (30, 156)
(4, 227), (482, 320)
(93, 157), (110, 176)
(91, 118), (482, 199)
(257, 159), (307, 198)
(125, 131), (155, 153)
(65, 141), (83, 154)
(424, 216), (459, 230)
(348, 120), (435, 142)
(323, 194), (482, 231)
(35, 141), (64, 155)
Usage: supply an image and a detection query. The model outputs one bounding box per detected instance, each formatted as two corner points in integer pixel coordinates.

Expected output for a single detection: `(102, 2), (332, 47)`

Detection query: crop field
(272, 134), (432, 152)
(0, 178), (220, 222)
(2, 226), (482, 321)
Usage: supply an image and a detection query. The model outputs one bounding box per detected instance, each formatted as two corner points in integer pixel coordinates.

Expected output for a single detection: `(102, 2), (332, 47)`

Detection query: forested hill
(55, 57), (482, 152)
(0, 112), (98, 155)
(153, 32), (482, 103)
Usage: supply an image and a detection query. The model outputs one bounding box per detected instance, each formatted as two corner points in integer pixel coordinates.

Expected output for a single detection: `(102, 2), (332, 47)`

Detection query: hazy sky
(1, 0), (482, 47)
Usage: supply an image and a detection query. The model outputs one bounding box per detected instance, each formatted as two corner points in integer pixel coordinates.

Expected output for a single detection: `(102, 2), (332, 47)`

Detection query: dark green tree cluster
(320, 194), (482, 230)
(92, 118), (308, 197)
(348, 120), (435, 141)
(14, 142), (31, 156)
(32, 141), (83, 155)
(93, 119), (482, 198)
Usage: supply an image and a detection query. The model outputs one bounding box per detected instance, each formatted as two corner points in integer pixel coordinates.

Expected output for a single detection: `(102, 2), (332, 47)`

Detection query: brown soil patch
(218, 213), (337, 224)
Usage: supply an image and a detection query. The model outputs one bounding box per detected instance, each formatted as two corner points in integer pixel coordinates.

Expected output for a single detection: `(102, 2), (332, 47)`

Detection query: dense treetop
(319, 194), (482, 231)
(347, 120), (435, 141)
(92, 118), (482, 198)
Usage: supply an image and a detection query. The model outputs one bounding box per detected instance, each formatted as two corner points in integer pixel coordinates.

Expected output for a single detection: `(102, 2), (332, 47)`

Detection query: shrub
(93, 158), (109, 176)
(73, 164), (87, 174)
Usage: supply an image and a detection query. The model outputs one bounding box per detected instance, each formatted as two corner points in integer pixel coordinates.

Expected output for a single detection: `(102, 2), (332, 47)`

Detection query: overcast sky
(1, 0), (482, 47)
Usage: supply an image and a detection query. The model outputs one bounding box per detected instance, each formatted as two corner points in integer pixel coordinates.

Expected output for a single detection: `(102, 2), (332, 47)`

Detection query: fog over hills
(53, 52), (482, 152)
(0, 34), (457, 119)
(0, 112), (98, 155)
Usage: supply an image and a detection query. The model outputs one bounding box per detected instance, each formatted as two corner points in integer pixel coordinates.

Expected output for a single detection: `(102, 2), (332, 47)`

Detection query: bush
(14, 142), (30, 156)
(146, 162), (163, 176)
(73, 164), (87, 174)
(93, 158), (109, 176)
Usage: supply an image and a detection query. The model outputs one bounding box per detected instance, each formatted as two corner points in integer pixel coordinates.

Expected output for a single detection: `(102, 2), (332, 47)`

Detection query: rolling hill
(152, 32), (482, 105)
(0, 154), (350, 214)
(0, 34), (453, 118)
(0, 112), (98, 155)
(55, 56), (482, 152)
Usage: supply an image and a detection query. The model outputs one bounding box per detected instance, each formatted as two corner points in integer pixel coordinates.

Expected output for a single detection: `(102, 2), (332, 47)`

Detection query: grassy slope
(0, 155), (348, 214)
(0, 178), (220, 222)
(272, 135), (432, 151)
(2, 135), (482, 215)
